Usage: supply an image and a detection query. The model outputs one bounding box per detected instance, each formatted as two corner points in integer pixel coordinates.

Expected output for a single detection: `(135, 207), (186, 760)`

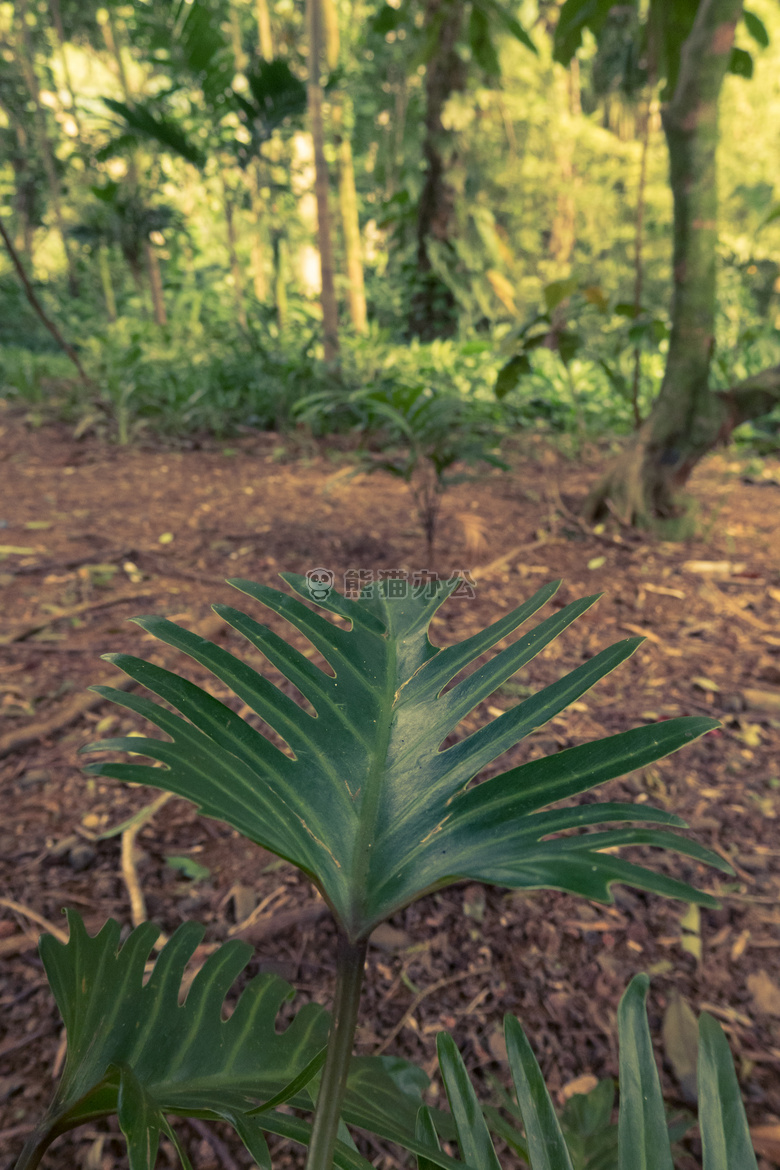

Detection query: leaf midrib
(347, 602), (400, 939)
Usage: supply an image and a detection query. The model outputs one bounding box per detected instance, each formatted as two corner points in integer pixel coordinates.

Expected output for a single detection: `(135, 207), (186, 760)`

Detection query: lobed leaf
(85, 576), (725, 940)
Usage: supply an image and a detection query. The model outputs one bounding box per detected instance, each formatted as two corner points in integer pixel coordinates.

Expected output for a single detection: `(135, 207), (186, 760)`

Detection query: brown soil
(1, 406), (780, 1170)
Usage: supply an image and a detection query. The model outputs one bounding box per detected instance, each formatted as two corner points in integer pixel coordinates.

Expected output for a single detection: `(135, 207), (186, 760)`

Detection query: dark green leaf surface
(698, 1014), (758, 1170)
(437, 1033), (502, 1170)
(17, 912), (329, 1167)
(505, 1015), (574, 1170)
(84, 575), (725, 940)
(617, 976), (674, 1170)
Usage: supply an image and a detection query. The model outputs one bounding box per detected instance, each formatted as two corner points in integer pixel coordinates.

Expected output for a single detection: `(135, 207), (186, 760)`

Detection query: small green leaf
(698, 1014), (758, 1170)
(617, 975), (674, 1170)
(437, 1033), (502, 1170)
(743, 10), (769, 48)
(505, 1015), (575, 1170)
(165, 855), (211, 882)
(544, 278), (578, 313)
(495, 354), (532, 398)
(18, 913), (330, 1169)
(728, 47), (754, 78)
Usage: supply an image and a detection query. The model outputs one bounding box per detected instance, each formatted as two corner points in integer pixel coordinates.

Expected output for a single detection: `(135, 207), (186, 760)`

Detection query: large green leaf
(84, 576), (727, 941)
(16, 914), (471, 1170)
(16, 912), (328, 1169)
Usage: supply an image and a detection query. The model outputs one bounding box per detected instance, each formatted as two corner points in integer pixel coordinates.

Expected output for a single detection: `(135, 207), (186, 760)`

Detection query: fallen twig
(0, 674), (137, 760)
(0, 896), (69, 944)
(373, 964), (491, 1056)
(1, 591), (156, 644)
(121, 793), (174, 928)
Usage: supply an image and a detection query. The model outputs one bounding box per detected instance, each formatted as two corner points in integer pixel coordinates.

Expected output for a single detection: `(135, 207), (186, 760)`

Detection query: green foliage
(12, 574), (757, 1170)
(17, 918), (757, 1170)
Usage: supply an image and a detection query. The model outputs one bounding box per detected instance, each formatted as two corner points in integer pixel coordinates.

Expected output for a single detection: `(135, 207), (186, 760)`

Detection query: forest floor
(1, 401), (780, 1170)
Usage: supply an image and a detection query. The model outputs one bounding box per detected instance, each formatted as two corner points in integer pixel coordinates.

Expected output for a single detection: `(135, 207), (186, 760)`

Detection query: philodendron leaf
(83, 575), (728, 941)
(16, 911), (329, 1169)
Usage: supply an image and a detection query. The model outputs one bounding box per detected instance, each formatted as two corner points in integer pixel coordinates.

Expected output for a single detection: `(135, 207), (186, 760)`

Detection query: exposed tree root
(585, 366), (780, 525)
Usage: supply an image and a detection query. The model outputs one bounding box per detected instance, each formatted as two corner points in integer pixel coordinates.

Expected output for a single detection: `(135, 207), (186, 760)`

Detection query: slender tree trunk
(630, 96), (652, 429)
(98, 245), (117, 321)
(15, 0), (79, 296)
(47, 0), (82, 138)
(408, 0), (466, 340)
(587, 0), (750, 522)
(549, 65), (579, 271)
(228, 2), (248, 71)
(222, 181), (248, 329)
(306, 0), (340, 361)
(332, 96), (367, 334)
(256, 0), (274, 60)
(249, 164), (269, 302)
(275, 235), (289, 329)
(144, 241), (167, 326)
(101, 9), (168, 327)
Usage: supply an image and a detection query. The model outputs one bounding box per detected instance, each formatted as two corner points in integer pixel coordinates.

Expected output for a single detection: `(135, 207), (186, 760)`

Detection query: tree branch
(718, 364), (780, 433)
(0, 211), (88, 380)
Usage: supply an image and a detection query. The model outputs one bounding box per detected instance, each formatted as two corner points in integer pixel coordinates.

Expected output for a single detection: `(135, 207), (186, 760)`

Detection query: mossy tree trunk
(408, 0), (466, 341)
(586, 0), (780, 522)
(307, 0), (340, 362)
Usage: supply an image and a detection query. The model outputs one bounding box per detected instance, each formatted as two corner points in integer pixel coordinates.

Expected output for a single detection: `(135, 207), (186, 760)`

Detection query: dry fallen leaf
(560, 1074), (599, 1101)
(662, 993), (699, 1102)
(747, 972), (780, 1017)
(750, 1124), (780, 1164)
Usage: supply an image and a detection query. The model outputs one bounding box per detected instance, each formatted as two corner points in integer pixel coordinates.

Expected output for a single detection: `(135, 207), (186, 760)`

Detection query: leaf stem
(305, 931), (368, 1170)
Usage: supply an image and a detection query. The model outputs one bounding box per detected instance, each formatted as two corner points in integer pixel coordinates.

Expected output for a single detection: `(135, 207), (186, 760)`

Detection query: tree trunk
(47, 0), (82, 139)
(306, 0), (340, 361)
(274, 235), (289, 330)
(630, 96), (652, 429)
(99, 244), (117, 321)
(408, 0), (466, 341)
(249, 164), (269, 303)
(586, 0), (747, 522)
(256, 0), (274, 60)
(549, 65), (579, 271)
(15, 0), (79, 296)
(333, 95), (367, 334)
(222, 180), (248, 329)
(144, 240), (167, 327)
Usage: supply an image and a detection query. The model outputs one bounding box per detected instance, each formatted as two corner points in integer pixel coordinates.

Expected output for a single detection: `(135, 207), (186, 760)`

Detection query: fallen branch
(0, 674), (136, 760)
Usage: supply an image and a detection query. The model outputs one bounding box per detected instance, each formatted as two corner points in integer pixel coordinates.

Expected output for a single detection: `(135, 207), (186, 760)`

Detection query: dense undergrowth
(2, 261), (779, 455)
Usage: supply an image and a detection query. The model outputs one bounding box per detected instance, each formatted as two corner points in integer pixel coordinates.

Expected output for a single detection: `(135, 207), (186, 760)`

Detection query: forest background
(1, 0), (780, 515)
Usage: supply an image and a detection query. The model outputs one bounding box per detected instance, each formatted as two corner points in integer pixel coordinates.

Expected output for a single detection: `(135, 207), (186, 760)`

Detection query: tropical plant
(14, 573), (745, 1170)
(297, 382), (508, 555)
